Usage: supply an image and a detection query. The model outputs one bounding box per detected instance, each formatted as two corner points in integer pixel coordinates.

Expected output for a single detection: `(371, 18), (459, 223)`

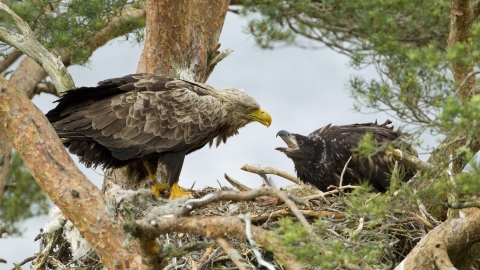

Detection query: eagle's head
(218, 88), (272, 128)
(275, 130), (317, 161)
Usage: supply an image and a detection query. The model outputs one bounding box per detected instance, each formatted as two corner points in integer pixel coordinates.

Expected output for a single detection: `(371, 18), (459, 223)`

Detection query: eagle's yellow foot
(169, 182), (191, 200)
(151, 183), (169, 199)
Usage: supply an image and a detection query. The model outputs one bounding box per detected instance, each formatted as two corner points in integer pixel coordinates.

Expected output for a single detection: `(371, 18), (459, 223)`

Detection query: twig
(34, 229), (62, 270)
(352, 217), (365, 236)
(241, 164), (302, 185)
(215, 237), (249, 270)
(303, 185), (360, 201)
(198, 246), (221, 270)
(0, 50), (22, 74)
(417, 201), (441, 226)
(339, 156), (352, 188)
(447, 201), (480, 209)
(224, 173), (251, 191)
(48, 257), (68, 270)
(178, 185), (308, 214)
(11, 256), (37, 270)
(251, 209), (345, 224)
(260, 173), (277, 188)
(387, 149), (434, 171)
(454, 70), (480, 96)
(238, 214), (276, 270)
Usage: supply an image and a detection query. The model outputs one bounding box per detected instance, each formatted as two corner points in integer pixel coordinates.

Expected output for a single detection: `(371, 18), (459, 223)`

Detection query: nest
(24, 179), (436, 270)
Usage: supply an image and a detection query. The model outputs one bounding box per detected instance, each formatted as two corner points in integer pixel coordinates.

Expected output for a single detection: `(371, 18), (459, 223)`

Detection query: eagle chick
(276, 120), (416, 192)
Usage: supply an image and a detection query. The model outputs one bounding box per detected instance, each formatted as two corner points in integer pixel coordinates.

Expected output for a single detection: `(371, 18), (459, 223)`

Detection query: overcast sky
(1, 11), (433, 266)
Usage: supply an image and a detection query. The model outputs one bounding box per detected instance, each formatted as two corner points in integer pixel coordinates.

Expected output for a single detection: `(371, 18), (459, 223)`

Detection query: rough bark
(426, 0), (476, 174)
(398, 1), (480, 268)
(0, 139), (10, 206)
(137, 0), (230, 82)
(395, 208), (480, 270)
(0, 76), (146, 269)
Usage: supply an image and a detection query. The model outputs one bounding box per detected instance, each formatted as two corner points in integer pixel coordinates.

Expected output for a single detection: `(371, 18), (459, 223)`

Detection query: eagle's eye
(298, 140), (304, 145)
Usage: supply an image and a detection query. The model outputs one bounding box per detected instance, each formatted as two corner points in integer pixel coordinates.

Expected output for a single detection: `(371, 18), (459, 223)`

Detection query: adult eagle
(46, 74), (272, 199)
(276, 120), (415, 192)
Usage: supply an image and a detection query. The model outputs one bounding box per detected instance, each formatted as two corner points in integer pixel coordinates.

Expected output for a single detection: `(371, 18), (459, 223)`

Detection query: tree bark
(137, 0), (230, 82)
(0, 76), (146, 269)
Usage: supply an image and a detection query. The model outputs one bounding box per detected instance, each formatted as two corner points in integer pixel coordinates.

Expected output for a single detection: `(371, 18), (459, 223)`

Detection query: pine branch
(0, 3), (75, 92)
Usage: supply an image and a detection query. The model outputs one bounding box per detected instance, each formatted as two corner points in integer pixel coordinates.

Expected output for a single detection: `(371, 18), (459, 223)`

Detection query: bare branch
(177, 187), (311, 232)
(0, 50), (22, 74)
(387, 149), (434, 171)
(241, 164), (302, 185)
(339, 156), (352, 188)
(224, 173), (251, 191)
(303, 185), (361, 201)
(127, 216), (304, 270)
(0, 3), (75, 92)
(215, 237), (249, 270)
(238, 214), (276, 270)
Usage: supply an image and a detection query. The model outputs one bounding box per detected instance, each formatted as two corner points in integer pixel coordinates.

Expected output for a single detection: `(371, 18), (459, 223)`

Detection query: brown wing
(49, 74), (223, 161)
(309, 120), (415, 191)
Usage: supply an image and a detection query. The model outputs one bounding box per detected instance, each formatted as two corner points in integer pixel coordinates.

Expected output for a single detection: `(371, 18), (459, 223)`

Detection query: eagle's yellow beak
(248, 108), (272, 127)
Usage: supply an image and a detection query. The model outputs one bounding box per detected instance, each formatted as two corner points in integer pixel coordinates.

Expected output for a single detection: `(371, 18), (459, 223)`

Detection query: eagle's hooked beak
(248, 108), (272, 127)
(275, 130), (299, 152)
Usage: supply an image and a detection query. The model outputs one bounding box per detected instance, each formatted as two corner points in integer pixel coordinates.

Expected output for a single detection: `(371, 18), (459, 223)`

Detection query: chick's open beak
(248, 108), (272, 127)
(275, 130), (299, 151)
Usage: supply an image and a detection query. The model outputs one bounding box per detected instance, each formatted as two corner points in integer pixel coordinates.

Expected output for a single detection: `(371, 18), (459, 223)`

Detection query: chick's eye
(298, 140), (304, 145)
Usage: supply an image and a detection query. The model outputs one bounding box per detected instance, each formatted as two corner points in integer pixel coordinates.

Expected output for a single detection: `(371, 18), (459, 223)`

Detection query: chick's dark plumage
(276, 120), (416, 192)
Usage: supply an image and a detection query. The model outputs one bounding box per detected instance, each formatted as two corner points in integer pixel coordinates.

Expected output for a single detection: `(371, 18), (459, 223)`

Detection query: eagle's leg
(142, 160), (169, 198)
(169, 182), (191, 200)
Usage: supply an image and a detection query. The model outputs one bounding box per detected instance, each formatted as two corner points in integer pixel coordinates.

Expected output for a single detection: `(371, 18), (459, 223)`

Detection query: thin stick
(215, 237), (249, 270)
(224, 173), (251, 191)
(241, 164), (302, 185)
(303, 185), (360, 201)
(238, 214), (275, 270)
(339, 156), (352, 188)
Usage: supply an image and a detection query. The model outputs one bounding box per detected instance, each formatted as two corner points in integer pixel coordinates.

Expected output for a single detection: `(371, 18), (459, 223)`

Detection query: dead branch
(198, 246), (221, 270)
(126, 216), (304, 270)
(239, 214), (276, 270)
(224, 173), (251, 191)
(241, 164), (302, 185)
(447, 201), (480, 209)
(177, 187), (312, 233)
(303, 185), (360, 201)
(339, 156), (352, 187)
(0, 3), (75, 92)
(34, 229), (61, 270)
(215, 237), (250, 270)
(11, 256), (37, 270)
(9, 6), (146, 98)
(387, 149), (434, 171)
(251, 209), (345, 223)
(0, 77), (145, 269)
(0, 50), (22, 74)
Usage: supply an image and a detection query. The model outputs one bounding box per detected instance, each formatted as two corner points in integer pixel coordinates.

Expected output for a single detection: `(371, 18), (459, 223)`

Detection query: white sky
(1, 12), (438, 266)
